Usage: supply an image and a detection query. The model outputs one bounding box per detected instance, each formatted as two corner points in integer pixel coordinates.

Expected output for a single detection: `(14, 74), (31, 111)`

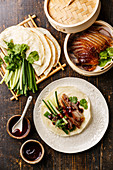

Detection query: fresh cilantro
(4, 39), (14, 49)
(69, 96), (78, 104)
(106, 47), (113, 56)
(4, 40), (29, 71)
(99, 47), (113, 67)
(99, 51), (108, 59)
(80, 99), (88, 110)
(27, 51), (39, 64)
(99, 58), (112, 67)
(0, 58), (3, 67)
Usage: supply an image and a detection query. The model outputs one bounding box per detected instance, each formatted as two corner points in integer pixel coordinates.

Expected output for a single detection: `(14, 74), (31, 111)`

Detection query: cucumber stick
(11, 68), (21, 89)
(42, 100), (56, 117)
(10, 71), (14, 88)
(28, 62), (32, 90)
(20, 64), (23, 90)
(22, 59), (26, 85)
(0, 70), (9, 84)
(5, 71), (13, 84)
(55, 91), (60, 109)
(47, 100), (68, 124)
(11, 69), (18, 89)
(0, 58), (37, 95)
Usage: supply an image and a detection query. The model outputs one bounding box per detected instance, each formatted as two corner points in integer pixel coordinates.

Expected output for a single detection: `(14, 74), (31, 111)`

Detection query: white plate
(33, 77), (109, 153)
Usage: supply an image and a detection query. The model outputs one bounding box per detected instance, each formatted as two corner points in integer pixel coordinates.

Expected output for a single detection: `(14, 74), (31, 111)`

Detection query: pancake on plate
(41, 86), (91, 136)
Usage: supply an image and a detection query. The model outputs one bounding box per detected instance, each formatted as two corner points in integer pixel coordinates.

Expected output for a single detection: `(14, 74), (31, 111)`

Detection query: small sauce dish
(20, 139), (44, 164)
(7, 115), (30, 139)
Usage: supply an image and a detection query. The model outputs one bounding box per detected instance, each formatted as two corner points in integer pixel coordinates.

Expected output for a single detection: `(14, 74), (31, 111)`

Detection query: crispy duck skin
(68, 27), (113, 71)
(88, 26), (112, 38)
(62, 108), (81, 128)
(82, 65), (97, 71)
(62, 94), (84, 119)
(67, 119), (73, 129)
(59, 94), (84, 129)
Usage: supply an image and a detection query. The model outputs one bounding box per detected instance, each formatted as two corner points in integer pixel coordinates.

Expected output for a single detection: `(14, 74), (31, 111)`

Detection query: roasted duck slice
(88, 26), (112, 38)
(68, 26), (113, 71)
(59, 94), (84, 128)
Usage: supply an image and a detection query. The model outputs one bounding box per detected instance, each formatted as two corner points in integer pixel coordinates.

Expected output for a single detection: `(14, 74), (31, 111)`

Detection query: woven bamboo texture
(48, 0), (97, 25)
(0, 15), (66, 100)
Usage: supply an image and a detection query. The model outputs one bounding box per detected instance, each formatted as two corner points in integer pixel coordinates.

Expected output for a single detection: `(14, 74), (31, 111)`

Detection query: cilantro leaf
(80, 99), (88, 110)
(4, 39), (14, 49)
(69, 96), (78, 104)
(27, 51), (39, 64)
(99, 58), (112, 67)
(106, 47), (113, 56)
(4, 40), (29, 71)
(99, 47), (113, 67)
(0, 58), (3, 67)
(100, 51), (109, 59)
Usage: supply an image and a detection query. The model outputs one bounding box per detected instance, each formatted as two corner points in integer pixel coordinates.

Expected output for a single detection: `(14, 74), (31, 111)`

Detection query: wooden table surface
(0, 0), (113, 170)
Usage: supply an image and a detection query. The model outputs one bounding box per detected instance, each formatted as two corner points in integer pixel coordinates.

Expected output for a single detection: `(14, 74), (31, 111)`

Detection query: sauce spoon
(12, 96), (32, 133)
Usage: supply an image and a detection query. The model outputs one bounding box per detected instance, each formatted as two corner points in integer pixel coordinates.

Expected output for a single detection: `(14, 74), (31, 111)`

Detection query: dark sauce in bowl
(22, 141), (42, 161)
(8, 115), (30, 138)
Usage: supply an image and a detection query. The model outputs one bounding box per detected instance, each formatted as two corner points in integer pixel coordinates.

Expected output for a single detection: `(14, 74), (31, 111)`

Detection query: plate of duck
(33, 77), (109, 153)
(64, 20), (113, 76)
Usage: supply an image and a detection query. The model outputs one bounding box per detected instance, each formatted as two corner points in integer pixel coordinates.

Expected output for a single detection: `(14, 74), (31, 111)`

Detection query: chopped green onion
(44, 111), (51, 119)
(42, 100), (56, 116)
(47, 100), (68, 124)
(55, 91), (60, 109)
(62, 128), (69, 134)
(5, 71), (13, 84)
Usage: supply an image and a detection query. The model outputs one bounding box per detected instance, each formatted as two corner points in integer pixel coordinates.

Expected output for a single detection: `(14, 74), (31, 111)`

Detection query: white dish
(33, 77), (109, 153)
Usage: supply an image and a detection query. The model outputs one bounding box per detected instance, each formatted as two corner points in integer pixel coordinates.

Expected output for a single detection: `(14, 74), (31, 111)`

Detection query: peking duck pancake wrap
(41, 86), (91, 136)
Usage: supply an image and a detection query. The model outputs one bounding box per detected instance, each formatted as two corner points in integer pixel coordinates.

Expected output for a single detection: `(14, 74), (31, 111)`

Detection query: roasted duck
(68, 26), (113, 71)
(59, 94), (84, 129)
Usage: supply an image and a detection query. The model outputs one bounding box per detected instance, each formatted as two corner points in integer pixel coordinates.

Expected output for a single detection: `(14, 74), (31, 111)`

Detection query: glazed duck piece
(59, 94), (84, 129)
(68, 26), (113, 71)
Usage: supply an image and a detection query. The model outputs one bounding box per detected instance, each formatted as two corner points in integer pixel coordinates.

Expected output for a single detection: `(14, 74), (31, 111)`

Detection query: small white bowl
(64, 20), (113, 76)
(44, 0), (101, 33)
(20, 139), (44, 164)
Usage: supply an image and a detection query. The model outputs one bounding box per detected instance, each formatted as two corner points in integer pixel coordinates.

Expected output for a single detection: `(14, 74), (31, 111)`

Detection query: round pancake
(41, 86), (91, 136)
(44, 37), (56, 75)
(29, 28), (52, 76)
(0, 26), (44, 66)
(36, 27), (61, 66)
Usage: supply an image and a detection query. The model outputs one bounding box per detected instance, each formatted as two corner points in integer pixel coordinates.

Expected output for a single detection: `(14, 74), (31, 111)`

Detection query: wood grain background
(0, 0), (113, 169)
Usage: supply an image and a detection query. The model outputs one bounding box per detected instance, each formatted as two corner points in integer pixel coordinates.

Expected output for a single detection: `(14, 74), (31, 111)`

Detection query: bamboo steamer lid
(48, 0), (97, 25)
(44, 0), (100, 33)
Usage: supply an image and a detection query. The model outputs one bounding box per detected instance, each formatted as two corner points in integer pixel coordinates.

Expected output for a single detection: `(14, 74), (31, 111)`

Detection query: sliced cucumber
(47, 100), (68, 124)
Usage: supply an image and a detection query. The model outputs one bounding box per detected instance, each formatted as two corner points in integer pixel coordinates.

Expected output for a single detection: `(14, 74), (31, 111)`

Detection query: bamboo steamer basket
(64, 20), (113, 76)
(44, 0), (100, 33)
